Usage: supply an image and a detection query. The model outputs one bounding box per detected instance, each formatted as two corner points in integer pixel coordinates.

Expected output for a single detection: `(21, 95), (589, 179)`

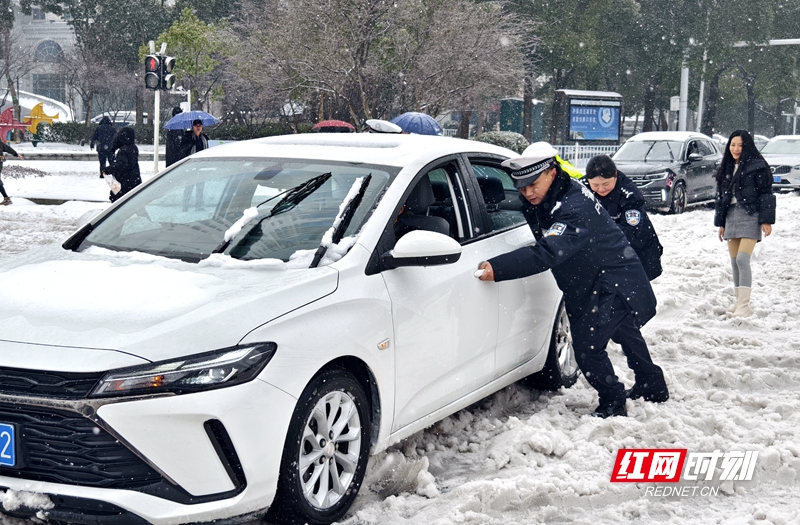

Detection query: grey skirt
(723, 203), (762, 241)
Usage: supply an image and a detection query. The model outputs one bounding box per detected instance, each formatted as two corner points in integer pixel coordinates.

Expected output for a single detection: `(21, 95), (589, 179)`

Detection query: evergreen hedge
(472, 131), (529, 154)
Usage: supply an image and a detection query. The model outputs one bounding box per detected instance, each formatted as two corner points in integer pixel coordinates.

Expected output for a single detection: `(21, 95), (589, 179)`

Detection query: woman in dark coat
(103, 127), (142, 203)
(713, 130), (776, 317)
(90, 116), (117, 176)
(165, 107), (185, 167)
(583, 154), (663, 281)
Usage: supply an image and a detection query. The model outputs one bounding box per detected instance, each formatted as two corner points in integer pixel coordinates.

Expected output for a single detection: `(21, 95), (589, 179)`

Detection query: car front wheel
(525, 301), (579, 390)
(669, 182), (687, 214)
(268, 367), (370, 525)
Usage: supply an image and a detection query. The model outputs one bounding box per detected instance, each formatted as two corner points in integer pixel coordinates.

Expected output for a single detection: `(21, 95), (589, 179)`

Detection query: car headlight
(644, 171), (670, 181)
(90, 343), (277, 398)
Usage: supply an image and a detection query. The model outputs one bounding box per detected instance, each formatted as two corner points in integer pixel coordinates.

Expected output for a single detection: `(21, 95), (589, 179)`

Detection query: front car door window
(469, 163), (527, 233)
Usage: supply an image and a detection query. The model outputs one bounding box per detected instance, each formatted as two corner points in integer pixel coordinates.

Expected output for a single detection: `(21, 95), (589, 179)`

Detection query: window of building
(35, 40), (64, 63)
(32, 8), (46, 21)
(33, 74), (65, 103)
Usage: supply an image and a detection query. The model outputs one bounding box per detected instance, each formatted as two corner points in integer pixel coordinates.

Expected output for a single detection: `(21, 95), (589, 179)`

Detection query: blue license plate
(0, 423), (16, 467)
(773, 175), (781, 182)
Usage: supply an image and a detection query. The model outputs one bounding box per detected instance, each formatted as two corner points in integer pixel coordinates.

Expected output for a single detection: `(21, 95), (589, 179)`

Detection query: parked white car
(760, 135), (800, 191)
(0, 134), (577, 525)
(90, 111), (148, 126)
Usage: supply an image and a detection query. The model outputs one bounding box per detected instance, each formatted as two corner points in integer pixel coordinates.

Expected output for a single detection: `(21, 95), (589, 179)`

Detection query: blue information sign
(569, 105), (620, 141)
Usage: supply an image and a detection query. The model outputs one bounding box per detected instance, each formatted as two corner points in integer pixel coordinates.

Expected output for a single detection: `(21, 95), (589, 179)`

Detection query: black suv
(612, 131), (722, 214)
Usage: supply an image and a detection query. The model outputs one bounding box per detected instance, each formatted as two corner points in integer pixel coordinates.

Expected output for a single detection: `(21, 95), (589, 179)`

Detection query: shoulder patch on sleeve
(625, 209), (642, 226)
(544, 222), (567, 236)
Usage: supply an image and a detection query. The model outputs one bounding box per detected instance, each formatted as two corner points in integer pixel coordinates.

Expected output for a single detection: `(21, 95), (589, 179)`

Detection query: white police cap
(501, 142), (559, 188)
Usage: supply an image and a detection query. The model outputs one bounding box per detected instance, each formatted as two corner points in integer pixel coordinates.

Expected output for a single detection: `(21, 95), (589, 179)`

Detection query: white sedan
(0, 134), (577, 525)
(761, 135), (800, 191)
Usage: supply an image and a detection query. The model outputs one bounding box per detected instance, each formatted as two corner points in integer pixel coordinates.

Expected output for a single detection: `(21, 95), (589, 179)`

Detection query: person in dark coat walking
(90, 116), (117, 177)
(583, 154), (663, 281)
(103, 127), (141, 203)
(0, 139), (23, 205)
(180, 118), (209, 210)
(165, 107), (185, 168)
(476, 143), (668, 418)
(713, 130), (776, 317)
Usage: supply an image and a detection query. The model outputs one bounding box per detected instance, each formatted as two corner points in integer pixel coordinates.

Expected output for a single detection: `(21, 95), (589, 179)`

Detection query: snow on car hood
(760, 153), (800, 167)
(0, 245), (338, 368)
(614, 161), (674, 176)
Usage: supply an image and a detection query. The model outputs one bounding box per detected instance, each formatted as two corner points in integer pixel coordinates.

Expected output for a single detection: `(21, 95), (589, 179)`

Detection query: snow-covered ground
(1, 159), (799, 525)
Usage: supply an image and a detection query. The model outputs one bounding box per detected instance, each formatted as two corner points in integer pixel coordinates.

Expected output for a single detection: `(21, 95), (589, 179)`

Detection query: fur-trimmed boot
(0, 197), (11, 206)
(731, 287), (753, 318)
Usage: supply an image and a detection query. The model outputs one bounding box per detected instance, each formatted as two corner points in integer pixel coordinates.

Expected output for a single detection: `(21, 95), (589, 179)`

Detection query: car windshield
(760, 138), (800, 155)
(613, 140), (684, 162)
(78, 157), (395, 262)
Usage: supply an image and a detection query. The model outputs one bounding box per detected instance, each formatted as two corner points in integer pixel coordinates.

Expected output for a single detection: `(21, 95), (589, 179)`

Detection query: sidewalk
(5, 140), (233, 204)
(4, 158), (162, 203)
(13, 142), (165, 161)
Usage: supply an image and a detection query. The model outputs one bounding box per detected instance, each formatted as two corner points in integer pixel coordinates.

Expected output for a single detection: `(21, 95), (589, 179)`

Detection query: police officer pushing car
(477, 142), (668, 418)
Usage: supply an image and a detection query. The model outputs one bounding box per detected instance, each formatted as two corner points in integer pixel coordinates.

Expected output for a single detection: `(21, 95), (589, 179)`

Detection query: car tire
(268, 367), (370, 525)
(669, 182), (687, 214)
(525, 301), (579, 391)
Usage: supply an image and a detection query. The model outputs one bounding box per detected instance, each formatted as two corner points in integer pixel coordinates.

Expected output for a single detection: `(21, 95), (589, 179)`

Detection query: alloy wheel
(298, 390), (363, 510)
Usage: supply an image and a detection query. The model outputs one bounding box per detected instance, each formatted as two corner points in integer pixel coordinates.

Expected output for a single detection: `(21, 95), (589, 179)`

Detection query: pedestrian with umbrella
(175, 113), (216, 211)
(180, 118), (209, 159)
(390, 112), (443, 136)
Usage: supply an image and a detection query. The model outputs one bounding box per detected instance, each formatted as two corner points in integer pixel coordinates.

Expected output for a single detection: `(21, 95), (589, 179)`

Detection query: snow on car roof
(191, 133), (516, 166)
(627, 131), (712, 141)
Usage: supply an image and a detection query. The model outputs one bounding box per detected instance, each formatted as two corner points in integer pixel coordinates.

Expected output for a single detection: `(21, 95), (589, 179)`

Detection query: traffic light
(144, 55), (161, 90)
(160, 56), (176, 90)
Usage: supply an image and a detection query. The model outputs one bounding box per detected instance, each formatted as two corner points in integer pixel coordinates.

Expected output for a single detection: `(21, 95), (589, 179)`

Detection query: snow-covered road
(1, 163), (798, 525)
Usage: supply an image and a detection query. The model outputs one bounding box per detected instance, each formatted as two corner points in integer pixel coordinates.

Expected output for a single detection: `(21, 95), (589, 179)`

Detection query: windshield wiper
(212, 172), (332, 254)
(310, 174), (372, 268)
(259, 172), (332, 215)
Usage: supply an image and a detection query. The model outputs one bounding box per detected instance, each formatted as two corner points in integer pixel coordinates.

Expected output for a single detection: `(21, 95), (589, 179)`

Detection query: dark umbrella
(164, 110), (219, 130)
(390, 112), (443, 136)
(312, 120), (355, 133)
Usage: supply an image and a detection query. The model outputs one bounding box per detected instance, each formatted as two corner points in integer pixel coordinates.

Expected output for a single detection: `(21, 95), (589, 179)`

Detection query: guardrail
(555, 144), (619, 170)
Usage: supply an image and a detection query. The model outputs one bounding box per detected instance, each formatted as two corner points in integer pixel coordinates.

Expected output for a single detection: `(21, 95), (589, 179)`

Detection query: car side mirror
(382, 230), (462, 269)
(688, 153), (703, 162)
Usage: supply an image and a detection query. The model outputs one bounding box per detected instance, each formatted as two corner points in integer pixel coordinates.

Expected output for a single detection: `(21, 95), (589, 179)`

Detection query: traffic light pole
(153, 88), (160, 174)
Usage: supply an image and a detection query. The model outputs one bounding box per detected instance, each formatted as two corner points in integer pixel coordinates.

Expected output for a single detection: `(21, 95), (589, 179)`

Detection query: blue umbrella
(163, 110), (219, 130)
(390, 112), (443, 136)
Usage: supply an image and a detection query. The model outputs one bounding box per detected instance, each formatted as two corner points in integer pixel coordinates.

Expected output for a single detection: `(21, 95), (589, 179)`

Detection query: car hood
(0, 245), (338, 371)
(761, 153), (800, 168)
(613, 161), (675, 176)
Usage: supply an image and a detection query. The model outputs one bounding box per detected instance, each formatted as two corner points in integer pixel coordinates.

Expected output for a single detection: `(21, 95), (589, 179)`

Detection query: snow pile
(1, 490), (53, 523)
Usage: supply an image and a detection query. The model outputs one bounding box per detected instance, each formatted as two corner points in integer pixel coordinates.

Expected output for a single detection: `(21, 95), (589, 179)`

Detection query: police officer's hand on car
(476, 261), (494, 281)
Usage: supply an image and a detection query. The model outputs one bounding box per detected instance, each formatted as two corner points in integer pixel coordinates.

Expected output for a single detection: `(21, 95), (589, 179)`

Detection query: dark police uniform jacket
(488, 169), (657, 328)
(581, 171), (663, 281)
